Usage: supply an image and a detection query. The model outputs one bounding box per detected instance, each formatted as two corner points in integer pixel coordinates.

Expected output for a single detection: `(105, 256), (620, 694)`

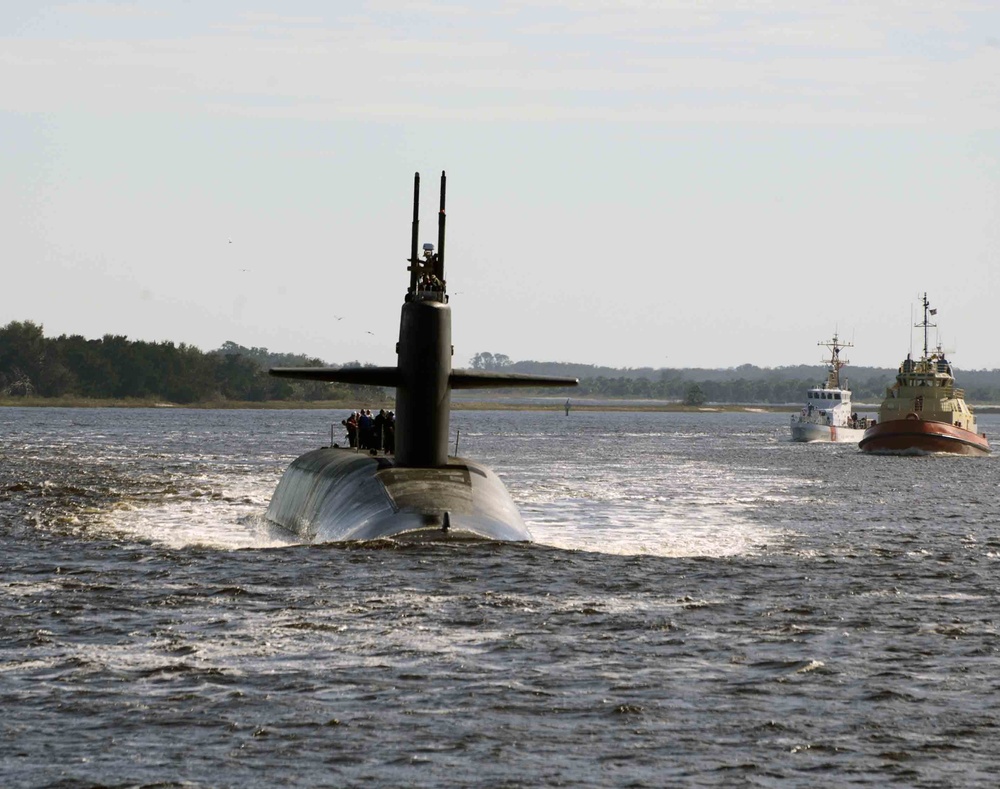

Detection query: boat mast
(819, 333), (851, 389)
(915, 292), (936, 360)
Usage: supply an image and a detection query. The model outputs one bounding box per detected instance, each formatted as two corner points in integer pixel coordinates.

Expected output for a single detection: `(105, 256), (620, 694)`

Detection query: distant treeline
(0, 321), (385, 404)
(5, 325), (1000, 406)
(467, 352), (1000, 405)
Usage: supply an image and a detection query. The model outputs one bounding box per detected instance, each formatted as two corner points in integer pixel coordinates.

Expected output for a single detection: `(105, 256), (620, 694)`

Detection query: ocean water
(3, 406), (1000, 787)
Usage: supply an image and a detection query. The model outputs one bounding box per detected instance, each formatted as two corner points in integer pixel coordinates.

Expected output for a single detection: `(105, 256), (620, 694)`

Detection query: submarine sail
(265, 172), (577, 542)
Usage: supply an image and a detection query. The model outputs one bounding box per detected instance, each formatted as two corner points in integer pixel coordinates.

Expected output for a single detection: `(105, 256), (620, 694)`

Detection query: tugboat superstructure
(859, 294), (989, 456)
(790, 334), (871, 443)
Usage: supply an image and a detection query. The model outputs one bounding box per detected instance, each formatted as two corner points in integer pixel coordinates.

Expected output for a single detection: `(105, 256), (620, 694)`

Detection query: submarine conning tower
(396, 171), (452, 467)
(268, 171), (578, 471)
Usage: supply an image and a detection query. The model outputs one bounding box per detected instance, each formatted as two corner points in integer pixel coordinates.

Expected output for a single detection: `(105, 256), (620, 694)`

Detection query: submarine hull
(265, 447), (532, 542)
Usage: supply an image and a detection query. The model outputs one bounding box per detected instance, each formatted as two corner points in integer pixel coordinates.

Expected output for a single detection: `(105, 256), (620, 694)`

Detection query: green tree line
(470, 351), (1000, 405)
(570, 375), (886, 404)
(565, 370), (1000, 405)
(5, 326), (1000, 405)
(0, 321), (385, 404)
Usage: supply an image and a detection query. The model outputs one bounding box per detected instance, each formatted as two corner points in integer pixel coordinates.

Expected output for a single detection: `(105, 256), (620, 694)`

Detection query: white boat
(790, 334), (872, 443)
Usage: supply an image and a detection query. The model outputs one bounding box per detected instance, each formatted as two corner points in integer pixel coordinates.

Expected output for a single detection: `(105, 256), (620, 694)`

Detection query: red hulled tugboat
(859, 294), (989, 456)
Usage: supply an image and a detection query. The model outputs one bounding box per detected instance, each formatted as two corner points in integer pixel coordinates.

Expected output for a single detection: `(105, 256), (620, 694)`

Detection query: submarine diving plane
(265, 172), (578, 542)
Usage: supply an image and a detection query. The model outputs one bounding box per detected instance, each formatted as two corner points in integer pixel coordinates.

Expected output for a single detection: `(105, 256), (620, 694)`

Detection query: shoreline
(4, 396), (999, 414)
(0, 397), (886, 414)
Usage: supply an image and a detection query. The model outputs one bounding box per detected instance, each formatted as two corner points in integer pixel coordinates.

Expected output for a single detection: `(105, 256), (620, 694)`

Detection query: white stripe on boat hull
(790, 420), (866, 444)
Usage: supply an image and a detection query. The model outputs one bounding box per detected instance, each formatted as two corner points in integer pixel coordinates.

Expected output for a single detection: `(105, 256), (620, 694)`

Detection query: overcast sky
(3, 1), (999, 370)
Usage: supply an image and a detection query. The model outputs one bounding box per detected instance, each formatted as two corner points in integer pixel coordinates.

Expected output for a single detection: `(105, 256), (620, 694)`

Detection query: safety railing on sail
(414, 287), (447, 303)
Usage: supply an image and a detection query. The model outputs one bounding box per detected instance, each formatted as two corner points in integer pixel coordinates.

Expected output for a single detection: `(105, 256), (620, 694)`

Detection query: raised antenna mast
(819, 332), (852, 389)
(435, 171), (446, 282)
(915, 292), (936, 360)
(408, 172), (420, 294)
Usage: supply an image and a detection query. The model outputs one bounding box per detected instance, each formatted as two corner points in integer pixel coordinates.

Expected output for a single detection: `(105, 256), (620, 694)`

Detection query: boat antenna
(915, 292), (936, 360)
(819, 332), (851, 389)
(909, 300), (914, 360)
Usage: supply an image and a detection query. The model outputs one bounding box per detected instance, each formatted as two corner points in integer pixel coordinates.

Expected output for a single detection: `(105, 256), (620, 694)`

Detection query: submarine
(265, 171), (578, 542)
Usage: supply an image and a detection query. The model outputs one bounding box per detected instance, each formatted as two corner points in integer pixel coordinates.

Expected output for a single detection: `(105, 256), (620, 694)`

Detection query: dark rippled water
(3, 406), (1000, 787)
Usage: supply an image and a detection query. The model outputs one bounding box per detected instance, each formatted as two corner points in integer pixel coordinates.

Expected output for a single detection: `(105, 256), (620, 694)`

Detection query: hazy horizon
(13, 318), (994, 375)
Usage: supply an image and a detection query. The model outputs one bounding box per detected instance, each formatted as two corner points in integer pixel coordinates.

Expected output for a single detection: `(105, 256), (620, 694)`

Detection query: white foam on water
(104, 472), (300, 550)
(515, 458), (794, 558)
(96, 451), (796, 556)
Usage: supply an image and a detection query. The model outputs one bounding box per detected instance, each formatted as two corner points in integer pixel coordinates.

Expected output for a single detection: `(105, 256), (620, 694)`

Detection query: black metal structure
(265, 172), (577, 541)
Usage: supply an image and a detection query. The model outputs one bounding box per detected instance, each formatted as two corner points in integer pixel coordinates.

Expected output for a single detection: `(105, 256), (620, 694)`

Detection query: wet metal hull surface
(266, 447), (532, 542)
(859, 419), (991, 457)
(790, 421), (866, 444)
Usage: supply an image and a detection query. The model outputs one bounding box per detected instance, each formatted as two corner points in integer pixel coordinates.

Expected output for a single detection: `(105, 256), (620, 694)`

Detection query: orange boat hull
(859, 419), (991, 456)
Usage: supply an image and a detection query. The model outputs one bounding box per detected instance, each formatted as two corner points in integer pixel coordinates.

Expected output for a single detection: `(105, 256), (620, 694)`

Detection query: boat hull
(859, 419), (991, 456)
(790, 420), (866, 444)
